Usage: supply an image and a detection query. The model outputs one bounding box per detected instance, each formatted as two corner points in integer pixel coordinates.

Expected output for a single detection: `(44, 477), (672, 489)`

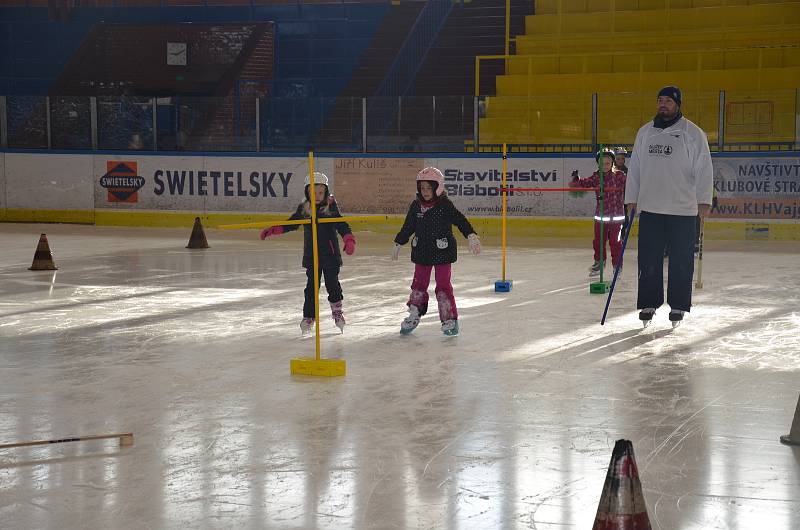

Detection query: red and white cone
(592, 439), (652, 530)
(29, 234), (58, 271)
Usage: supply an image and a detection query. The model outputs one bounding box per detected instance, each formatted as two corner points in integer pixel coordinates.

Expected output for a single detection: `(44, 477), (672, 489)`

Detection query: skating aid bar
(219, 215), (390, 230)
(500, 187), (621, 192)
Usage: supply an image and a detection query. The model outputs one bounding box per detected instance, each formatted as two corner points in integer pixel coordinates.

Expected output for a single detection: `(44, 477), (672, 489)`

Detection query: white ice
(0, 223), (799, 529)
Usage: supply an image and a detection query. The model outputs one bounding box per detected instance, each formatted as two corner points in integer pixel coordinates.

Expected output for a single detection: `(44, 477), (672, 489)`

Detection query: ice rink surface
(1, 223), (798, 529)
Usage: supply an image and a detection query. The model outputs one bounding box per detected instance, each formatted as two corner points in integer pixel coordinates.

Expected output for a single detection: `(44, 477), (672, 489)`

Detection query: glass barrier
(1, 91), (797, 153)
(365, 96), (475, 153)
(6, 96), (47, 149)
(50, 96), (92, 149)
(97, 96), (154, 150)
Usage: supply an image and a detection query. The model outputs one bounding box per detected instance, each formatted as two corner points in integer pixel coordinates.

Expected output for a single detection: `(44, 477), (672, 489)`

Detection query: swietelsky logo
(101, 162), (145, 203)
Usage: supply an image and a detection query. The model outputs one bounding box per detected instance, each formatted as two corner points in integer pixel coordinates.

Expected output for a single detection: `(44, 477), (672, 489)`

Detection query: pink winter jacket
(572, 170), (627, 221)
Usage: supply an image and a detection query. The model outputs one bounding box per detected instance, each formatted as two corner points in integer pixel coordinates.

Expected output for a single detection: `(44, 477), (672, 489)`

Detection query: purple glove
(260, 226), (284, 240)
(343, 234), (356, 256)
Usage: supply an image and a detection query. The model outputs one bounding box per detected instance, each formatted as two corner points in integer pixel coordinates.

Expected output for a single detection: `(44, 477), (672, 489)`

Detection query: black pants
(637, 211), (696, 312)
(304, 266), (343, 318)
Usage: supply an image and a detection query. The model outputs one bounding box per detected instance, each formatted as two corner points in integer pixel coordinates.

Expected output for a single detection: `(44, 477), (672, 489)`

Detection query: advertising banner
(426, 156), (601, 218)
(5, 153), (94, 210)
(333, 157), (425, 215)
(93, 155), (335, 214)
(2, 152), (797, 222)
(712, 157), (800, 219)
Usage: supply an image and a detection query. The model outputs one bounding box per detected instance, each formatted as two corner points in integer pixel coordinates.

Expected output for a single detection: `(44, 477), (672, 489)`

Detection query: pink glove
(260, 226), (284, 240)
(343, 234), (356, 256)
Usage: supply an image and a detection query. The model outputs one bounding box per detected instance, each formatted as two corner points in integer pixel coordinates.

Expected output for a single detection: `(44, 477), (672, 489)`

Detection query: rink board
(0, 151), (798, 240)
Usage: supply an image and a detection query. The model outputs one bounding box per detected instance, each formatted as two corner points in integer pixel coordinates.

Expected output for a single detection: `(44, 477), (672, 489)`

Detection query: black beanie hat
(658, 86), (681, 106)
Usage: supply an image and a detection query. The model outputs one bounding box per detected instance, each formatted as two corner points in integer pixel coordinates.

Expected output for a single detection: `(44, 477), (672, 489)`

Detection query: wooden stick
(0, 432), (134, 449)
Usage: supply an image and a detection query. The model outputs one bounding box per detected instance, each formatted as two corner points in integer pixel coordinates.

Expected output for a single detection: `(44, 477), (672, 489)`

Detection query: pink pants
(594, 221), (623, 268)
(407, 263), (458, 322)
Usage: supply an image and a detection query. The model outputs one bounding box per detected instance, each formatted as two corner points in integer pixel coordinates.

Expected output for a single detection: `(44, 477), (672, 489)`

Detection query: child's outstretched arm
(329, 200), (356, 256)
(571, 171), (598, 188)
(260, 205), (303, 240)
(449, 202), (481, 255)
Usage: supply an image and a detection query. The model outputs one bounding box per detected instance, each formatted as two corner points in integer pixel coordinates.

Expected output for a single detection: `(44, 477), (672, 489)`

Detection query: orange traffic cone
(29, 234), (58, 271)
(593, 440), (652, 530)
(186, 217), (209, 249)
(780, 394), (800, 446)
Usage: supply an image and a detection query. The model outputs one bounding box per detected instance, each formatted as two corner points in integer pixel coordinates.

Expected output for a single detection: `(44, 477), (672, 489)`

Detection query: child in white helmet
(392, 167), (481, 336)
(614, 146), (628, 175)
(259, 172), (356, 334)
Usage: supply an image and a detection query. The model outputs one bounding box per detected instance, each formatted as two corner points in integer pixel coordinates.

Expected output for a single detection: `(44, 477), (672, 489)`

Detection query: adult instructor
(625, 86), (714, 327)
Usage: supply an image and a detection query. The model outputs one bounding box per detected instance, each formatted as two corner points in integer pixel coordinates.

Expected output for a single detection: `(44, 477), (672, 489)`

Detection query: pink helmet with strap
(416, 167), (445, 196)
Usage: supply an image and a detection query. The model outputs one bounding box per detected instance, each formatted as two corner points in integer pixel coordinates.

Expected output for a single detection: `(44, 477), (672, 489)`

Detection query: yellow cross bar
(218, 215), (392, 230)
(218, 219), (310, 230)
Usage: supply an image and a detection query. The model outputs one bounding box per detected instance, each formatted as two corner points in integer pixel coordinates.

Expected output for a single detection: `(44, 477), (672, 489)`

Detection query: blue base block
(494, 280), (513, 292)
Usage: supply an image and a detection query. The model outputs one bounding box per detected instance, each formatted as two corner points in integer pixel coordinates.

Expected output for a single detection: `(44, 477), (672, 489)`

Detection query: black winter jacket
(394, 196), (476, 266)
(280, 199), (352, 269)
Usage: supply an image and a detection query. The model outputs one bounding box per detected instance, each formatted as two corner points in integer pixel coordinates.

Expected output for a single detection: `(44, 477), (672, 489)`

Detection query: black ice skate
(639, 308), (655, 328)
(669, 310), (684, 329)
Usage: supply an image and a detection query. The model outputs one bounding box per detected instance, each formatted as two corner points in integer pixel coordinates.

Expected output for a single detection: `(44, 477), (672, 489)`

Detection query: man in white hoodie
(624, 86), (713, 327)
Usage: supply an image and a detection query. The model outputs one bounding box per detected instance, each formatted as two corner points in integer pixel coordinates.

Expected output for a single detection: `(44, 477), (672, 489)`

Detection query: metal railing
(1, 91), (797, 153)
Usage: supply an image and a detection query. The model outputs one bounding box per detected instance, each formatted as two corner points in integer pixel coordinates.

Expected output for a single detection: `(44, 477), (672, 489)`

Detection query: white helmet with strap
(304, 172), (330, 202)
(305, 172), (329, 187)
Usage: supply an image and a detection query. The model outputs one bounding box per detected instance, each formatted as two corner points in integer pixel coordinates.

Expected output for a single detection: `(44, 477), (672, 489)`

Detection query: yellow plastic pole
(504, 0), (510, 56)
(501, 143), (508, 282)
(474, 56), (480, 97)
(308, 152), (321, 361)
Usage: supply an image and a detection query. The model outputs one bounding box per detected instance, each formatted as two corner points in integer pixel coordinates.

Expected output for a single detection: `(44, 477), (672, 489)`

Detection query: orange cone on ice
(29, 233), (58, 270)
(592, 439), (652, 530)
(186, 217), (209, 249)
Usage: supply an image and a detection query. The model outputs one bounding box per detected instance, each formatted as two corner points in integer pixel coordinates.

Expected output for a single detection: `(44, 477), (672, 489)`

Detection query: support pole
(590, 145), (610, 294)
(255, 97), (260, 152)
(309, 154), (322, 361)
(495, 144), (512, 292)
(90, 96), (98, 150)
(45, 96), (52, 149)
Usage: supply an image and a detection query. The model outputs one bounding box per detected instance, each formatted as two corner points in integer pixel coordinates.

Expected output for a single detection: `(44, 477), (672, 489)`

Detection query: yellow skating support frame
(290, 357), (346, 377)
(288, 153), (347, 377)
(221, 153), (362, 377)
(495, 144), (513, 293)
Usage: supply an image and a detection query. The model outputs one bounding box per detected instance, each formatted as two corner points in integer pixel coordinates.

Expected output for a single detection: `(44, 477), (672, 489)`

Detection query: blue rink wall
(0, 150), (798, 240)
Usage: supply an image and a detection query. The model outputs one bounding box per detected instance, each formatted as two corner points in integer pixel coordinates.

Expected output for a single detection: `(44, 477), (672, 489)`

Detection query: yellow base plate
(290, 358), (346, 377)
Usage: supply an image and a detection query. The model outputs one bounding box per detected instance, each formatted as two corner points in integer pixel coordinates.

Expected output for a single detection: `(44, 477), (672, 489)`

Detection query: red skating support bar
(500, 187), (621, 192)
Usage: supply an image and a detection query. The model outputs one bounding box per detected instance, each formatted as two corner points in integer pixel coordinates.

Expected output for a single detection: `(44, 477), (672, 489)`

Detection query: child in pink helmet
(259, 172), (356, 334)
(392, 167), (481, 336)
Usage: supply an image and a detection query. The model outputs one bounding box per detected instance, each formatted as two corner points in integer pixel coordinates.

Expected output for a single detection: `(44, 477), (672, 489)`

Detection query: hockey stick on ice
(601, 207), (636, 326)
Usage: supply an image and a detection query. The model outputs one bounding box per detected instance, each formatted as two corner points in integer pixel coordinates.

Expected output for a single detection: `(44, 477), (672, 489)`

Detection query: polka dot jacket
(394, 196), (476, 266)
